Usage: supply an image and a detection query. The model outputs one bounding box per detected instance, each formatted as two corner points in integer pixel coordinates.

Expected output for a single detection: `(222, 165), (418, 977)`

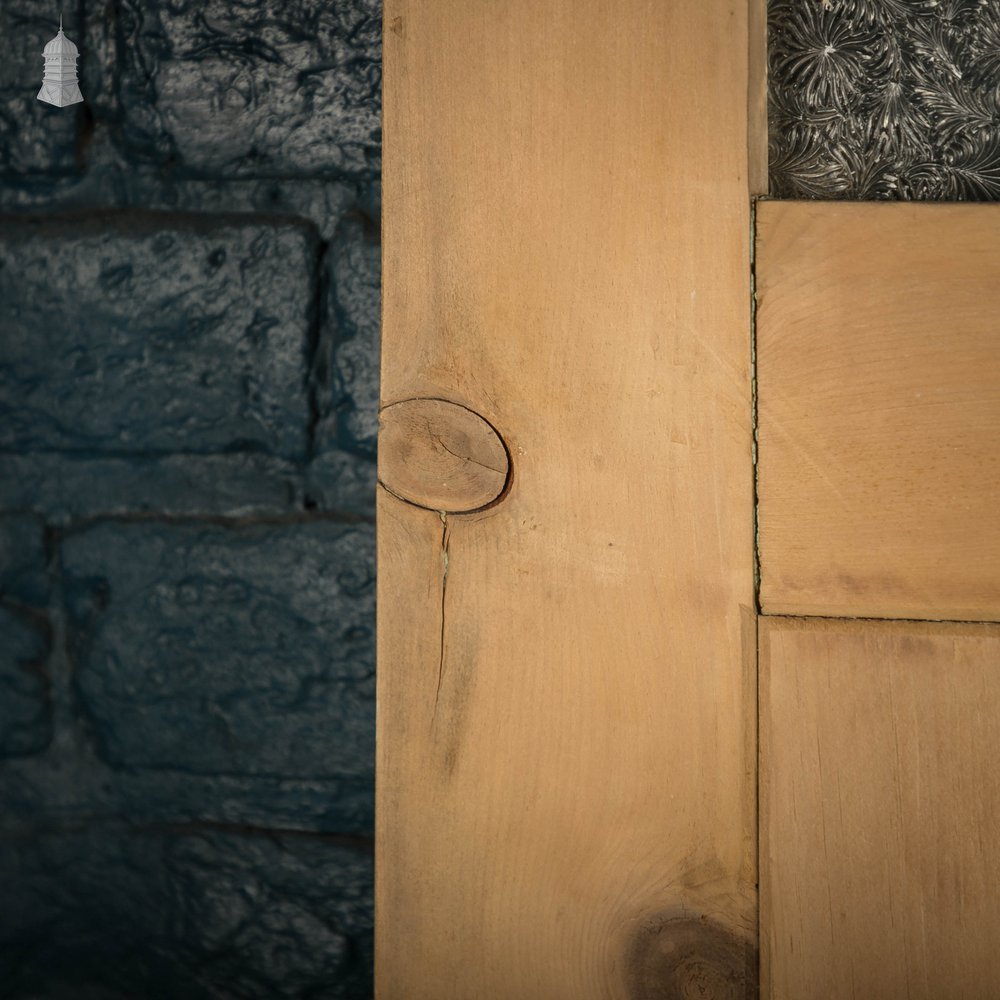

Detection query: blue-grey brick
(0, 606), (51, 757)
(0, 826), (373, 999)
(167, 833), (373, 998)
(0, 514), (48, 607)
(317, 213), (381, 458)
(103, 0), (380, 180)
(0, 453), (305, 522)
(305, 450), (377, 518)
(63, 521), (374, 780)
(0, 214), (316, 458)
(0, 146), (360, 239)
(0, 6), (79, 175)
(0, 750), (375, 836)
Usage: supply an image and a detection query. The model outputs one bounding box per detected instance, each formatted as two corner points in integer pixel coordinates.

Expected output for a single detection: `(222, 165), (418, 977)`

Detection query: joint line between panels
(750, 196), (762, 614)
(758, 611), (1000, 627)
(750, 195), (764, 989)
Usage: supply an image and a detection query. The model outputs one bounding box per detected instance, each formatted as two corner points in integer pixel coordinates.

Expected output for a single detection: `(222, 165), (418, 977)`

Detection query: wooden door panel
(756, 202), (1000, 622)
(378, 1), (758, 996)
(761, 616), (1000, 1000)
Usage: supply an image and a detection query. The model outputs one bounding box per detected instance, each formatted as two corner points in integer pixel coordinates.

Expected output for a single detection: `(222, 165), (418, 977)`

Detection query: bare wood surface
(761, 616), (1000, 1000)
(378, 1), (757, 997)
(748, 0), (769, 195)
(756, 202), (1000, 621)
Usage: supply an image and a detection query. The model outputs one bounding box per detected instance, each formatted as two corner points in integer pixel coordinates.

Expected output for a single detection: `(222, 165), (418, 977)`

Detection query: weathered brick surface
(0, 826), (373, 999)
(318, 212), (382, 458)
(0, 514), (49, 607)
(0, 452), (302, 522)
(0, 0), (381, 990)
(0, 154), (375, 242)
(0, 5), (79, 175)
(62, 521), (375, 780)
(305, 449), (378, 517)
(0, 450), (375, 523)
(0, 606), (51, 757)
(0, 515), (51, 757)
(94, 0), (381, 180)
(0, 752), (375, 836)
(0, 214), (316, 458)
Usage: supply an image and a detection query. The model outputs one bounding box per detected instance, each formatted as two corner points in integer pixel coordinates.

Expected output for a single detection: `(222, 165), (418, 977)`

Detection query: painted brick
(0, 514), (49, 607)
(0, 606), (51, 757)
(0, 826), (373, 999)
(0, 453), (303, 522)
(0, 450), (374, 523)
(0, 165), (362, 242)
(0, 0), (382, 988)
(0, 5), (79, 175)
(101, 0), (381, 180)
(0, 751), (375, 837)
(0, 214), (316, 458)
(305, 450), (377, 518)
(0, 514), (51, 757)
(62, 521), (375, 781)
(317, 212), (381, 458)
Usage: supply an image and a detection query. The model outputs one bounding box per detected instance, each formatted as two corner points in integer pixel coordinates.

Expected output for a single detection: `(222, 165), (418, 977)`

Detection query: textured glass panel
(769, 0), (1000, 199)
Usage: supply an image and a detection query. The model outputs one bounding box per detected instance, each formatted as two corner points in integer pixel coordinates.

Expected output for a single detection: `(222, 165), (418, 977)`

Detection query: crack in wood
(432, 510), (451, 725)
(430, 428), (507, 475)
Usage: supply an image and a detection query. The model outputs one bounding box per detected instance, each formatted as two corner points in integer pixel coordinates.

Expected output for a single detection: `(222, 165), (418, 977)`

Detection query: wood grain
(378, 1), (757, 997)
(756, 202), (1000, 621)
(760, 616), (1000, 1000)
(748, 0), (769, 195)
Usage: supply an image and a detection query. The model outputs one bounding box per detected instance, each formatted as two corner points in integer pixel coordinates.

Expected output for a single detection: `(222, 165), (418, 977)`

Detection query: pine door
(376, 3), (999, 997)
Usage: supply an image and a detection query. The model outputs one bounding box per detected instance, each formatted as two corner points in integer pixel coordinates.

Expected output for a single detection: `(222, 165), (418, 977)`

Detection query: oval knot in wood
(378, 398), (510, 513)
(626, 914), (755, 1000)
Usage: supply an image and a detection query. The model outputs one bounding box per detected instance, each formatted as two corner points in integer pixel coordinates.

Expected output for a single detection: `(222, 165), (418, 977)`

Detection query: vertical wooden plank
(761, 616), (1000, 1000)
(378, 3), (757, 997)
(748, 0), (769, 195)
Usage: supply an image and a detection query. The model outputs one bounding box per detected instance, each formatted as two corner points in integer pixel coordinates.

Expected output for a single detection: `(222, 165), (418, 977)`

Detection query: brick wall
(0, 2), (380, 997)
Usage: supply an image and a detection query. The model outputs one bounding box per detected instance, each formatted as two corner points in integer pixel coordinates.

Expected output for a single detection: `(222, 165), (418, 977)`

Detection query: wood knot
(626, 913), (756, 1000)
(377, 397), (511, 514)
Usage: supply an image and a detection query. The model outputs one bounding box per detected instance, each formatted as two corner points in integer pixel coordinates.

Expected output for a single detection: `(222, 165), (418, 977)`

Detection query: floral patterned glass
(769, 0), (1000, 199)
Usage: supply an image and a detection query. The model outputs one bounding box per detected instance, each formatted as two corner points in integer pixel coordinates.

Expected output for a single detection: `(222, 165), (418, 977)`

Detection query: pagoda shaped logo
(37, 16), (84, 108)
